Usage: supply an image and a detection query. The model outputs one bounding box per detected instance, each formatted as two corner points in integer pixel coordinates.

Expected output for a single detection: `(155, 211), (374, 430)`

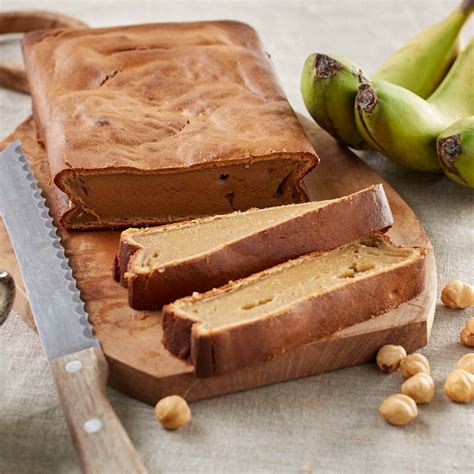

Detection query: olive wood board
(0, 115), (436, 405)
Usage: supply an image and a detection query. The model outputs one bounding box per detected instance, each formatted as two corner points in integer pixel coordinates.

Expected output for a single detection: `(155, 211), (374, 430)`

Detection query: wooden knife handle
(51, 347), (148, 474)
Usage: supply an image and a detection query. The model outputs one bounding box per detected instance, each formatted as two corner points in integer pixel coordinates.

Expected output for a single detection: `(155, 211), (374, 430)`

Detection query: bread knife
(0, 141), (147, 474)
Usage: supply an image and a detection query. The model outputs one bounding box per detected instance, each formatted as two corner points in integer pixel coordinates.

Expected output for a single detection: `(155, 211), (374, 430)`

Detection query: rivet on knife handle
(51, 347), (147, 474)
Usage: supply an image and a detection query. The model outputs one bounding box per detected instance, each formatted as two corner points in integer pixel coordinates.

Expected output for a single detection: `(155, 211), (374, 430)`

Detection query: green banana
(428, 35), (474, 119)
(301, 53), (368, 148)
(302, 0), (473, 150)
(354, 80), (450, 172)
(354, 33), (474, 173)
(437, 116), (474, 187)
(373, 0), (474, 98)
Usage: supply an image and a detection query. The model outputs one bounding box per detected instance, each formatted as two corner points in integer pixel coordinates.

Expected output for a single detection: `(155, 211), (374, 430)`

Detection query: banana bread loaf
(22, 21), (318, 229)
(115, 185), (393, 309)
(163, 233), (426, 377)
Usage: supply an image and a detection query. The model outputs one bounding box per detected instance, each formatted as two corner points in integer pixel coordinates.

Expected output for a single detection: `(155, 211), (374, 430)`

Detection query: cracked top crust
(22, 21), (317, 179)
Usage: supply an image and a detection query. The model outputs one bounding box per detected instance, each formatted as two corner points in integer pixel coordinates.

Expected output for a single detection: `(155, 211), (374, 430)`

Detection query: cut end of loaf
(55, 154), (316, 230)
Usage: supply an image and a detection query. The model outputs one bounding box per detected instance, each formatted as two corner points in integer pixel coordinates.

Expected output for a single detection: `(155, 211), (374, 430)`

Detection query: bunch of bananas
(301, 0), (474, 188)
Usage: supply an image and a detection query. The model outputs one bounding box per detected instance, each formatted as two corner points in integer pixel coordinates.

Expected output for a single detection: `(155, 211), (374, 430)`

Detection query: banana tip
(315, 54), (342, 79)
(437, 135), (462, 163)
(438, 134), (469, 185)
(461, 0), (474, 14)
(356, 83), (378, 113)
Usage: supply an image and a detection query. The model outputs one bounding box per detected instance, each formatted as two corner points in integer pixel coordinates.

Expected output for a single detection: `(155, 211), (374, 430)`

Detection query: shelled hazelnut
(444, 369), (474, 403)
(379, 394), (418, 426)
(460, 317), (474, 347)
(399, 353), (430, 379)
(456, 353), (474, 375)
(155, 395), (191, 430)
(401, 372), (435, 404)
(441, 280), (474, 309)
(376, 345), (407, 373)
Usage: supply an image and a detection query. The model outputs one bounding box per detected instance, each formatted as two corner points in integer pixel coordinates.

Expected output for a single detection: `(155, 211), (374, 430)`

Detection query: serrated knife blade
(0, 140), (99, 360)
(0, 141), (146, 473)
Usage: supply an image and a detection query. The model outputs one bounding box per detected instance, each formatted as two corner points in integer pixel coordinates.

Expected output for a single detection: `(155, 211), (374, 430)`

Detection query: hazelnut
(456, 353), (474, 375)
(401, 372), (435, 404)
(379, 394), (418, 426)
(460, 317), (474, 347)
(399, 353), (430, 379)
(444, 369), (474, 403)
(441, 280), (474, 309)
(155, 395), (191, 430)
(376, 344), (407, 373)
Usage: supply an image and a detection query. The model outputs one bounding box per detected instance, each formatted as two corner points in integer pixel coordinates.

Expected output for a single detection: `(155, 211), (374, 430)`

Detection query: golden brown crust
(21, 21), (318, 228)
(115, 184), (393, 309)
(162, 234), (426, 377)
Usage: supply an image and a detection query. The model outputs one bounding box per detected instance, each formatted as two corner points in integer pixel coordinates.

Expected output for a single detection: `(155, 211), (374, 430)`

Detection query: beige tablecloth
(0, 1), (473, 472)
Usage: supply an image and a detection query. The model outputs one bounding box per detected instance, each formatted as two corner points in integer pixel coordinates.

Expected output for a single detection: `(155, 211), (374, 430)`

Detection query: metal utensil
(0, 270), (15, 325)
(0, 141), (147, 473)
(0, 269), (14, 395)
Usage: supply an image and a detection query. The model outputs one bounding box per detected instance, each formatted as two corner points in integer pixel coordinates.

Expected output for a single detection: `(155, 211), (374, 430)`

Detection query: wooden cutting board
(0, 116), (436, 405)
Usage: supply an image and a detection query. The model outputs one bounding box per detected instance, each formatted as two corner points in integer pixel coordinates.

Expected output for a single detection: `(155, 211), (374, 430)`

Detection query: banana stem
(437, 134), (468, 184)
(438, 135), (462, 163)
(355, 84), (385, 152)
(356, 84), (378, 113)
(314, 54), (342, 79)
(461, 0), (474, 14)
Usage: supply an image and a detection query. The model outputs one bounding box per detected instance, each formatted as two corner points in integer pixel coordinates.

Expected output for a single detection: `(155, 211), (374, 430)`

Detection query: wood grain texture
(0, 116), (436, 405)
(51, 347), (147, 474)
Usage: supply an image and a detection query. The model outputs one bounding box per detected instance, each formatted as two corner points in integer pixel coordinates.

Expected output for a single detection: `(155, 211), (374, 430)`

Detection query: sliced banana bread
(163, 233), (426, 377)
(115, 184), (393, 309)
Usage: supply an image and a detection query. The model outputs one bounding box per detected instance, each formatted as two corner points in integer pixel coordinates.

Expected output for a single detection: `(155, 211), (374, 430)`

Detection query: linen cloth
(0, 1), (473, 472)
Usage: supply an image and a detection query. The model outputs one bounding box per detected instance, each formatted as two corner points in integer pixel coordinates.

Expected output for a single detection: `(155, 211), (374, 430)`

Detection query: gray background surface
(0, 1), (473, 473)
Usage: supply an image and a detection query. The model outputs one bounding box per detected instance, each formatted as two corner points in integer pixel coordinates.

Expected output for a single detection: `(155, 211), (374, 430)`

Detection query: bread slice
(163, 233), (426, 377)
(115, 184), (393, 309)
